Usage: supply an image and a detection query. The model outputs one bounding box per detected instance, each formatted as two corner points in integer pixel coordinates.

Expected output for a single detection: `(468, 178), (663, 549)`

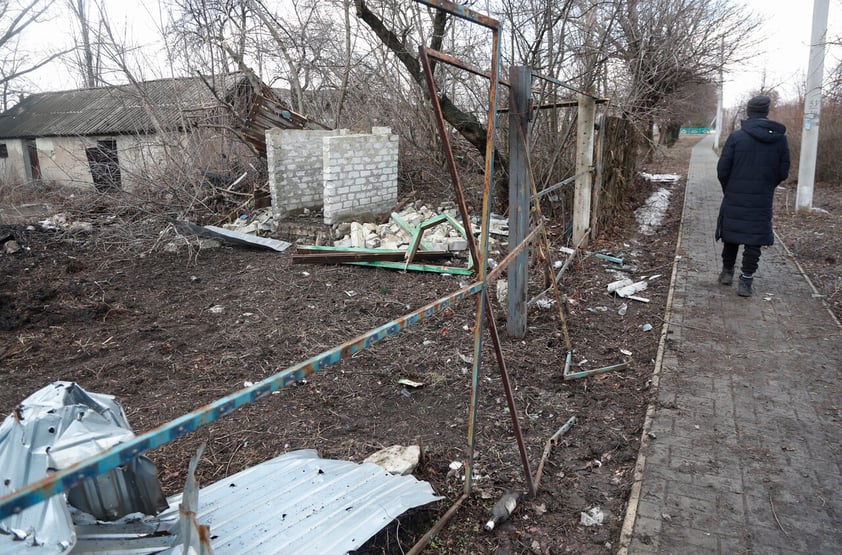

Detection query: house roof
(0, 74), (248, 139)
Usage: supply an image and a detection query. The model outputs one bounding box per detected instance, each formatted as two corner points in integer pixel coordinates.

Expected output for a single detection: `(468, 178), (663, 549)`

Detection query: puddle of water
(635, 187), (672, 235)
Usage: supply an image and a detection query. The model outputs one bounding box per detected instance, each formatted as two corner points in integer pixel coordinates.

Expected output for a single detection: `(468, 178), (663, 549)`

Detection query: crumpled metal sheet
(0, 382), (167, 554)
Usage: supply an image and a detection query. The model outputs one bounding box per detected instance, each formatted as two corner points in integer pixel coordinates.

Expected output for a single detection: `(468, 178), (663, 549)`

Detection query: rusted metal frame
(0, 280), (485, 521)
(530, 71), (607, 102)
(533, 416), (577, 491)
(407, 492), (469, 555)
(466, 21), (503, 495)
(563, 360), (629, 381)
(418, 46), (480, 270)
(415, 0), (499, 29)
(417, 0), (534, 511)
(482, 288), (536, 497)
(424, 48), (511, 88)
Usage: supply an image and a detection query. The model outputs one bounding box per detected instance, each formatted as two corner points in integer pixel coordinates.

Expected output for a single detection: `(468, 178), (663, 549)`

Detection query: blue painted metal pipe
(0, 281), (485, 521)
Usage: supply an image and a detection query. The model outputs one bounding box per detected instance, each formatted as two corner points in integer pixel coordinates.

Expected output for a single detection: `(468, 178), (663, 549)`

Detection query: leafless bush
(775, 98), (842, 185)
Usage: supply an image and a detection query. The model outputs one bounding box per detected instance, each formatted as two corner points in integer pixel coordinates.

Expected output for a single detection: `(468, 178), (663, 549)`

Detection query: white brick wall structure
(267, 129), (341, 220)
(322, 132), (398, 224)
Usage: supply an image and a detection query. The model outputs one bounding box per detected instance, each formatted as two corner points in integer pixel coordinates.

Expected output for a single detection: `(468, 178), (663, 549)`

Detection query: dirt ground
(1, 135), (838, 554)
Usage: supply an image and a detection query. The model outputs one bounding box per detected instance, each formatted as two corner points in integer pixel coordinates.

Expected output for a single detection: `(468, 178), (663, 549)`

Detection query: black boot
(738, 274), (753, 297)
(719, 266), (734, 285)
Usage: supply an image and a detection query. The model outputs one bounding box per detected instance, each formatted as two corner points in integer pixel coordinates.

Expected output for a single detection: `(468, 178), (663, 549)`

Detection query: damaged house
(0, 74), (324, 191)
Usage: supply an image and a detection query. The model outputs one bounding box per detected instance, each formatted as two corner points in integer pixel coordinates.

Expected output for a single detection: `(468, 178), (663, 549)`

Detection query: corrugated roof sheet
(1, 383), (442, 554)
(0, 74), (246, 138)
(71, 450), (443, 554)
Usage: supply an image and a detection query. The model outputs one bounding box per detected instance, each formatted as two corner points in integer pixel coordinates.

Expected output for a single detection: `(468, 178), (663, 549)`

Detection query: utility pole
(796, 0), (830, 212)
(714, 37), (724, 151)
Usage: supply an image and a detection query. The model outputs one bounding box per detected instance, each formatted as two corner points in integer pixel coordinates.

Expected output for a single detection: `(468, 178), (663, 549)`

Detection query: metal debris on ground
(0, 383), (443, 555)
(0, 381), (167, 554)
(173, 220), (291, 252)
(294, 201), (489, 274)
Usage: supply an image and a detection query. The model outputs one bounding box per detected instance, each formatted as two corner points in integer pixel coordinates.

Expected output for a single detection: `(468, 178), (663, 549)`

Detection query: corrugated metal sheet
(0, 74), (245, 138)
(1, 383), (442, 554)
(71, 450), (443, 554)
(0, 382), (166, 555)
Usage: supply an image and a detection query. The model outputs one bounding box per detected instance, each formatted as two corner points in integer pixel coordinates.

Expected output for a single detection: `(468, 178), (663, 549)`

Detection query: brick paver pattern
(628, 136), (842, 554)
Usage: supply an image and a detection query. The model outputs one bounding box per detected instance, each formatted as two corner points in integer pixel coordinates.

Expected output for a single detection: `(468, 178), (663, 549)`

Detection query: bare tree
(165, 0), (251, 77)
(0, 0), (70, 94)
(66, 0), (102, 88)
(606, 0), (760, 140)
(353, 0), (491, 156)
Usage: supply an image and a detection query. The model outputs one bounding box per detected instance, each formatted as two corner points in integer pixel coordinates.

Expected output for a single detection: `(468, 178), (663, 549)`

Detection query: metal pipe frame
(415, 1), (538, 499)
(0, 280), (484, 520)
(531, 70), (606, 101)
(424, 48), (511, 88)
(415, 0), (499, 29)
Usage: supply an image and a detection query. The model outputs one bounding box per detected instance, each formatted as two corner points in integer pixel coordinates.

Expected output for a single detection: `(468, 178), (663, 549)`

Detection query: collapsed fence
(0, 0), (637, 551)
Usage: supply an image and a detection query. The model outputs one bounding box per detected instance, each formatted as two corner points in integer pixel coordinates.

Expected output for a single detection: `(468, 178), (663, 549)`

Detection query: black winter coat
(716, 117), (790, 245)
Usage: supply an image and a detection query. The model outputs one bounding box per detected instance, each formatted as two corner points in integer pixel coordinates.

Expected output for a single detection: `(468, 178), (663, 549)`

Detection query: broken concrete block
(364, 445), (421, 475)
(365, 237), (381, 249)
(448, 237), (468, 251)
(350, 222), (366, 248)
(3, 240), (21, 254)
(496, 279), (508, 305)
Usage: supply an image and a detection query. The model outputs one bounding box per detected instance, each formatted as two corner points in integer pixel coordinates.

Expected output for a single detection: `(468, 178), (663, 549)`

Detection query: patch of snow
(635, 187), (672, 235)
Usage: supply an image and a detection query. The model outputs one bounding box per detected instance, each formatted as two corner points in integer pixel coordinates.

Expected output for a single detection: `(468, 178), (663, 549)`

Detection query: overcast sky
(725, 0), (841, 106)
(18, 0), (842, 109)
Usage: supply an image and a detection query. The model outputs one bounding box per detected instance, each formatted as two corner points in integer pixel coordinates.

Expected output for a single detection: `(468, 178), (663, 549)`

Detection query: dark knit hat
(747, 95), (771, 117)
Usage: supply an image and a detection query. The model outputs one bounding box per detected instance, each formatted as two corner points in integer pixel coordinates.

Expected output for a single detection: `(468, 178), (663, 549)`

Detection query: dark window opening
(0, 144), (7, 158)
(86, 140), (121, 191)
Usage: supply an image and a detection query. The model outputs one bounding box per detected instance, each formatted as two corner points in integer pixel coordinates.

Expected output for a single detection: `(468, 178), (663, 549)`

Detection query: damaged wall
(268, 127), (398, 225)
(266, 129), (340, 218)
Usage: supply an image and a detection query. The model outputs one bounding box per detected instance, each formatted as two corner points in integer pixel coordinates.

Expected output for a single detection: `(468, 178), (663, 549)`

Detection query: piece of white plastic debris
(620, 349), (632, 356)
(580, 506), (604, 526)
(615, 280), (648, 298)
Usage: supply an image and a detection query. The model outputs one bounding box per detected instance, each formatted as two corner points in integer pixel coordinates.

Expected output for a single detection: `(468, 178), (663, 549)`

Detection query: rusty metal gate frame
(0, 1), (569, 549)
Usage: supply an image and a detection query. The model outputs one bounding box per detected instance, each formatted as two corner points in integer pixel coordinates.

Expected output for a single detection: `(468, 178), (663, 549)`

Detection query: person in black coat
(716, 95), (791, 297)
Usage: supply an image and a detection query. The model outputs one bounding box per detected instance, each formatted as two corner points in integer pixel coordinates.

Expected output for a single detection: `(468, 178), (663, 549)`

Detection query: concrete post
(796, 0), (829, 212)
(573, 94), (596, 246)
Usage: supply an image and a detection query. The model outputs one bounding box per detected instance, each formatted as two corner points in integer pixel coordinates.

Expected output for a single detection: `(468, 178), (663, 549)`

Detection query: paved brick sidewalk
(621, 136), (842, 554)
